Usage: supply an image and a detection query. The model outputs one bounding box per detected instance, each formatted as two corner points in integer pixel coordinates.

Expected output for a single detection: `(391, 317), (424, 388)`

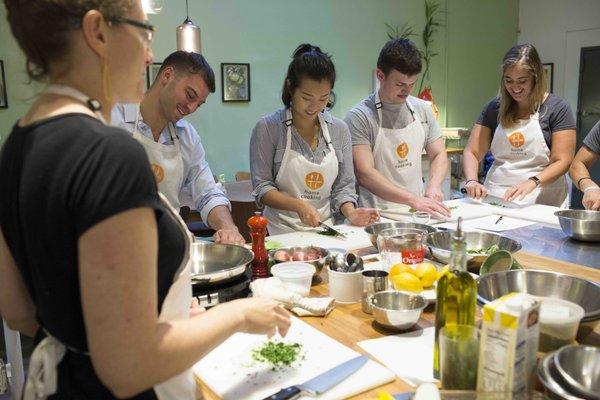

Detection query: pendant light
(176, 0), (202, 53)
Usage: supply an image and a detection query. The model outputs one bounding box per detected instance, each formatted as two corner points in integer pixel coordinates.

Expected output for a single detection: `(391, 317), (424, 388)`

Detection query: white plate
(364, 260), (478, 304)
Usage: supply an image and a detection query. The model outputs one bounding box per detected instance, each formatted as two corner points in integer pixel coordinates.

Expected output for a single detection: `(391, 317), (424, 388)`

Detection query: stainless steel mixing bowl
(426, 230), (522, 267)
(555, 209), (600, 242)
(365, 222), (436, 249)
(554, 345), (600, 399)
(477, 269), (600, 338)
(268, 246), (330, 277)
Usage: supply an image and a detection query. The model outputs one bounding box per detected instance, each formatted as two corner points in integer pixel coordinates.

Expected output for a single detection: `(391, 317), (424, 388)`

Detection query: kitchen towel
(250, 277), (335, 316)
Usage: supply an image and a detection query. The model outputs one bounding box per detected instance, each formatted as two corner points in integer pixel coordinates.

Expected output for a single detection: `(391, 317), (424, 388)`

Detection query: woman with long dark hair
(463, 44), (576, 206)
(250, 44), (379, 234)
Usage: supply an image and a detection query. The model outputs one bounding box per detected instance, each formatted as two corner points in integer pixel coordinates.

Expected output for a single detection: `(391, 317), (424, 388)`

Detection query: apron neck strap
(135, 105), (178, 143)
(43, 84), (107, 124)
(284, 108), (333, 151)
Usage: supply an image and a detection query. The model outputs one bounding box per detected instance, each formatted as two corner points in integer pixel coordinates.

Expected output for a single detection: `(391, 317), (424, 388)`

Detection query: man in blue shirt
(112, 51), (244, 244)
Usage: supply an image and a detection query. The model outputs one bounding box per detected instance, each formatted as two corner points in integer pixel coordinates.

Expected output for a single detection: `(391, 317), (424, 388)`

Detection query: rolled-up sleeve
(184, 127), (230, 224)
(250, 118), (278, 205)
(330, 120), (358, 212)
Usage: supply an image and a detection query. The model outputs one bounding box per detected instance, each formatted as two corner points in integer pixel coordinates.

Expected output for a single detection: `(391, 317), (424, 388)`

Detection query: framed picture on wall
(221, 63), (250, 102)
(0, 60), (7, 109)
(543, 62), (554, 93)
(146, 62), (162, 89)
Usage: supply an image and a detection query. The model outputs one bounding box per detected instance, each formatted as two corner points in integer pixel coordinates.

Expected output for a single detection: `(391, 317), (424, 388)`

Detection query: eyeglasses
(108, 17), (155, 43)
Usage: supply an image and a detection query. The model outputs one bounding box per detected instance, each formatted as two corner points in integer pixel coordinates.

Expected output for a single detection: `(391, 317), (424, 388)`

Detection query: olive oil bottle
(433, 217), (477, 379)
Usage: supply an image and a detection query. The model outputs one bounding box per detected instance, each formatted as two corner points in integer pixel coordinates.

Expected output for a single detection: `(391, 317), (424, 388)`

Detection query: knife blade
(319, 222), (347, 238)
(262, 355), (368, 400)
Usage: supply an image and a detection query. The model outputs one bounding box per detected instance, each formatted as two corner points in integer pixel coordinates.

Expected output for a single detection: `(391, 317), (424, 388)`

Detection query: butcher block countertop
(195, 243), (600, 399)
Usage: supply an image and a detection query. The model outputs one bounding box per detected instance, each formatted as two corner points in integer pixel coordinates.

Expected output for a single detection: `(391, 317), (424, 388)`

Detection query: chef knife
(319, 222), (347, 238)
(262, 355), (368, 400)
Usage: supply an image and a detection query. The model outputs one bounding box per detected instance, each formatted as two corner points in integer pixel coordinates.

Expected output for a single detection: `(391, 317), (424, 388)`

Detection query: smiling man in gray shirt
(345, 39), (449, 220)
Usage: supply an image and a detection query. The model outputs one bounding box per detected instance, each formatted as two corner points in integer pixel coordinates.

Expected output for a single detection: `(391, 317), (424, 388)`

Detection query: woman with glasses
(250, 44), (379, 234)
(462, 44), (576, 206)
(0, 1), (290, 399)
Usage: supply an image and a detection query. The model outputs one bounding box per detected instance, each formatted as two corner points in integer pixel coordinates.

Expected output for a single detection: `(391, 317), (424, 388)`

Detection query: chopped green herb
(317, 229), (337, 236)
(467, 244), (500, 255)
(449, 205), (459, 210)
(488, 201), (507, 208)
(251, 341), (304, 370)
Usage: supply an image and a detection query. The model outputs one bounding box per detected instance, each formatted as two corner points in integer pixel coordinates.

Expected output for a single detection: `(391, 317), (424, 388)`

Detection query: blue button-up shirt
(111, 103), (230, 224)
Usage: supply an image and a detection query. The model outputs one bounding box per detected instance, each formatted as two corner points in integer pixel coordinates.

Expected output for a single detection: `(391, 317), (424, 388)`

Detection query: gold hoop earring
(101, 57), (112, 103)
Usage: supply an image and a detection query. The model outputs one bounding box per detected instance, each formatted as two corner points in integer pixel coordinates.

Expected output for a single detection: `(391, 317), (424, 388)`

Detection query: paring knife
(319, 222), (347, 238)
(261, 355), (368, 400)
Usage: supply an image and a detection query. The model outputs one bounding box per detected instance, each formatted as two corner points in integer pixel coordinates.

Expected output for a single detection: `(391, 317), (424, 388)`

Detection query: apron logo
(151, 163), (165, 183)
(396, 142), (409, 159)
(508, 131), (525, 148)
(305, 172), (324, 190)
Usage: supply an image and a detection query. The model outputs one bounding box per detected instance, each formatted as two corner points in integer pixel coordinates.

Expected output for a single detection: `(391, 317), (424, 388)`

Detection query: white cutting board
(497, 204), (561, 226)
(193, 317), (395, 400)
(433, 198), (495, 223)
(266, 224), (373, 251)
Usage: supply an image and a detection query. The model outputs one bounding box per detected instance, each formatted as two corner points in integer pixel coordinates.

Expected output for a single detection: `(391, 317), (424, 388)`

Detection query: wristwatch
(528, 176), (541, 187)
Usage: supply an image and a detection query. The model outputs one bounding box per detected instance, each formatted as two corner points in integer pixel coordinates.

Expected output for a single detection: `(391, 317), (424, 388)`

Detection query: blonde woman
(463, 44), (576, 206)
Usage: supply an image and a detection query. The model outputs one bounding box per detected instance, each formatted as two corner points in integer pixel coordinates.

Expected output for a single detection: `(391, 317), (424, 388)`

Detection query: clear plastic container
(538, 297), (585, 352)
(270, 262), (315, 297)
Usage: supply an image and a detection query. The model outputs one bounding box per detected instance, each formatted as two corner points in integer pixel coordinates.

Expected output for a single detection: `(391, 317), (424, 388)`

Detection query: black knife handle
(262, 386), (301, 400)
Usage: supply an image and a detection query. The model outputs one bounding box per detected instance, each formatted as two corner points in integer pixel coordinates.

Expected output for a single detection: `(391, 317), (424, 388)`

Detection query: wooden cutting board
(193, 317), (395, 400)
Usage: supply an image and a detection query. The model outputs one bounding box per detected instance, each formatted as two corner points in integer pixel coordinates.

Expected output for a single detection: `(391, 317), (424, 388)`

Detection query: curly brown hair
(4, 0), (136, 81)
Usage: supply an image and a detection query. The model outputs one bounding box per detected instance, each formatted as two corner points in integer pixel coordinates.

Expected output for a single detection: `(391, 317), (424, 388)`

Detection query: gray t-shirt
(344, 93), (442, 149)
(476, 94), (576, 148)
(583, 120), (600, 154)
(249, 108), (357, 213)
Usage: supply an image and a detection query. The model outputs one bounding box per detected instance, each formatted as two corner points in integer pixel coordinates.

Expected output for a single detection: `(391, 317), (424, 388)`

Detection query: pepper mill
(247, 211), (269, 280)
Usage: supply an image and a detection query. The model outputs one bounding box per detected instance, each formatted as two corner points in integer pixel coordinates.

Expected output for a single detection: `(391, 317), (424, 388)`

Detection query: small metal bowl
(554, 345), (600, 399)
(426, 230), (522, 269)
(365, 222), (436, 249)
(477, 269), (600, 338)
(538, 352), (583, 400)
(555, 209), (600, 242)
(268, 246), (330, 277)
(369, 290), (427, 331)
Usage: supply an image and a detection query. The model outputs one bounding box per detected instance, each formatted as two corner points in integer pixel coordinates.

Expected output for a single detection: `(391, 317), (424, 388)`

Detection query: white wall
(518, 0), (600, 111)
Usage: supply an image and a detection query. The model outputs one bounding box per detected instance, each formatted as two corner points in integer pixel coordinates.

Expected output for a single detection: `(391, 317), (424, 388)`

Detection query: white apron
(24, 86), (196, 400)
(133, 108), (185, 209)
(263, 109), (338, 235)
(360, 92), (425, 220)
(484, 110), (568, 207)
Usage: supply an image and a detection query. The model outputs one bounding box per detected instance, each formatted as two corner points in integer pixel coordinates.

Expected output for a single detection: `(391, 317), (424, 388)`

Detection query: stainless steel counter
(501, 224), (599, 269)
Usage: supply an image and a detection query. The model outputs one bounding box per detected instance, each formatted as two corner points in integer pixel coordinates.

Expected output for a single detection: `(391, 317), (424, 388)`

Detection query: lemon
(392, 272), (423, 292)
(377, 391), (395, 400)
(389, 263), (411, 277)
(414, 262), (437, 288)
(436, 265), (450, 281)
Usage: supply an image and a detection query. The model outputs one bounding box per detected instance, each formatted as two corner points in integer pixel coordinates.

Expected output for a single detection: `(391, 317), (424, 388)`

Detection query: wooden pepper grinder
(247, 211), (269, 280)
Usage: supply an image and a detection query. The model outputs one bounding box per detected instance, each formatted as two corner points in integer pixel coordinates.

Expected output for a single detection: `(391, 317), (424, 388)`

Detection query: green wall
(0, 0), (518, 180)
